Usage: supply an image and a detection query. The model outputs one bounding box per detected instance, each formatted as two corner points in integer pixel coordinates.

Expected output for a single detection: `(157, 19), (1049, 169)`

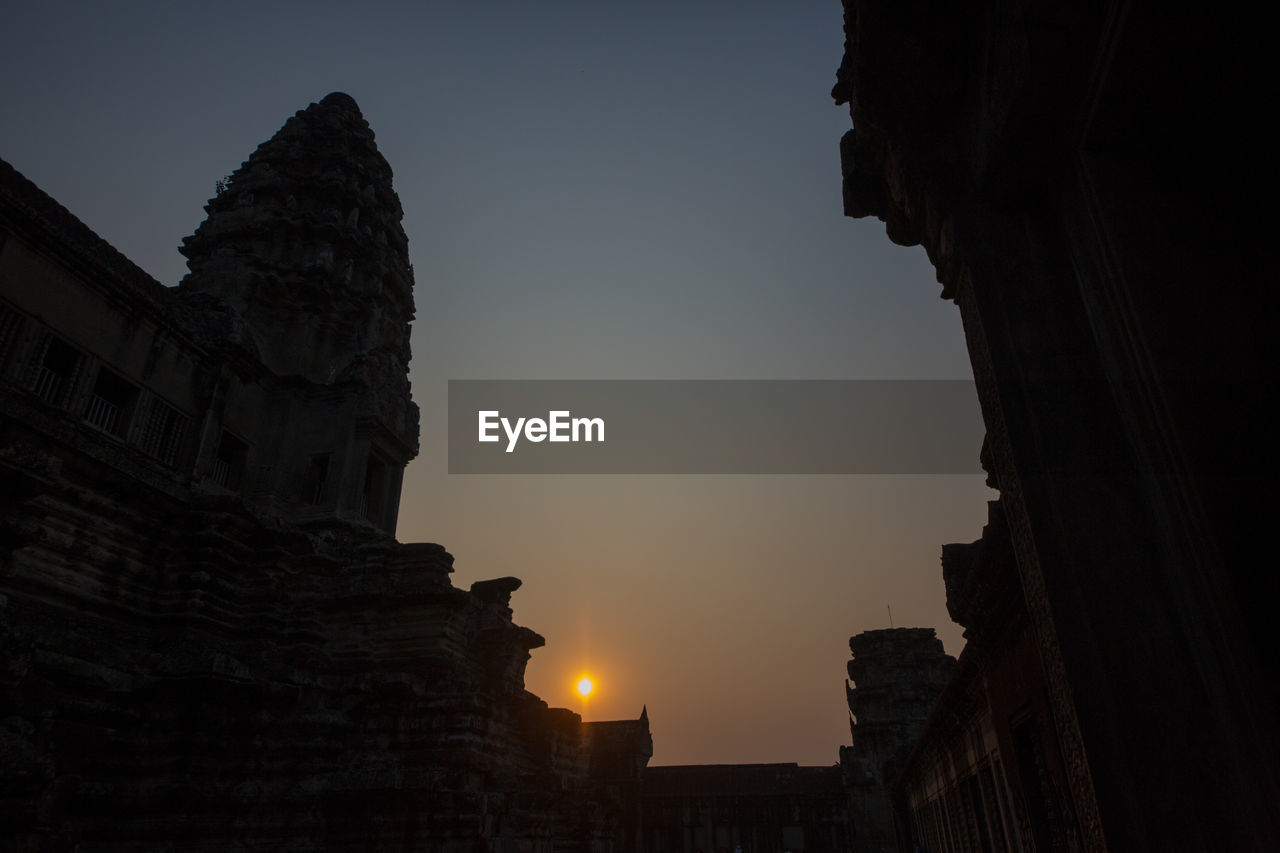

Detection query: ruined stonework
(833, 3), (1276, 850)
(0, 94), (650, 852)
(840, 629), (952, 853)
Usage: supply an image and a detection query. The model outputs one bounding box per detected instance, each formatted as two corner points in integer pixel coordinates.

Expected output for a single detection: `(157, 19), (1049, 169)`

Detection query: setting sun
(576, 676), (594, 698)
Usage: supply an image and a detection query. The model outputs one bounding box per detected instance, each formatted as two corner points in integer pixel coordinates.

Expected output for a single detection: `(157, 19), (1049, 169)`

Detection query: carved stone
(0, 95), (652, 852)
(834, 3), (1276, 850)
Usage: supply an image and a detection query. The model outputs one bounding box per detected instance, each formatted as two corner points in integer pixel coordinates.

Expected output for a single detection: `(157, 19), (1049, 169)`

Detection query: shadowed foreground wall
(833, 3), (1275, 851)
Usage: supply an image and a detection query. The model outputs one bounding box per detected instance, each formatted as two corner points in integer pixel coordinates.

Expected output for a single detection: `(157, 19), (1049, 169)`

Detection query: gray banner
(448, 380), (983, 474)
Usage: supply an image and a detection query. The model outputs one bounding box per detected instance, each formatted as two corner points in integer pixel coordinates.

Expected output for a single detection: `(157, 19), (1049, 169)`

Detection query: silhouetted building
(840, 629), (953, 853)
(833, 3), (1276, 850)
(587, 709), (658, 853)
(895, 503), (1074, 852)
(641, 764), (853, 853)
(0, 93), (650, 852)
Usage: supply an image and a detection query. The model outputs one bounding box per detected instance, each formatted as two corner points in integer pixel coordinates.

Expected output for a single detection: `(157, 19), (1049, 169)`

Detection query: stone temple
(8, 2), (1273, 848)
(2, 91), (864, 853)
(0, 93), (655, 852)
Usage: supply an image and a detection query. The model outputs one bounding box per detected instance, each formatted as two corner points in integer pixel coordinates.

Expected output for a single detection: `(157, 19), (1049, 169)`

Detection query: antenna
(888, 604), (894, 628)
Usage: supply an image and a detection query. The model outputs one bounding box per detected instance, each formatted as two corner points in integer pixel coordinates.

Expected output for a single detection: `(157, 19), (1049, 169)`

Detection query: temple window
(0, 301), (23, 374)
(137, 397), (189, 467)
(211, 432), (248, 490)
(84, 367), (139, 438)
(30, 334), (82, 408)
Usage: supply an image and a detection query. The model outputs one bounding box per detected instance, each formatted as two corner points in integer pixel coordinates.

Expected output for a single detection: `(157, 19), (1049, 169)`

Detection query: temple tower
(178, 93), (418, 533)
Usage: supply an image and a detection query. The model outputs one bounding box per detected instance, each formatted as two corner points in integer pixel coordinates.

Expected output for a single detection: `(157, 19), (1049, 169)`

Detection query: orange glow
(576, 676), (594, 698)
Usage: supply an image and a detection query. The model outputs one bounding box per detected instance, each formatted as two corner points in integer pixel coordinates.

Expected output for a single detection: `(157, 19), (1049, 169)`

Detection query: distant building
(641, 763), (852, 853)
(587, 710), (657, 853)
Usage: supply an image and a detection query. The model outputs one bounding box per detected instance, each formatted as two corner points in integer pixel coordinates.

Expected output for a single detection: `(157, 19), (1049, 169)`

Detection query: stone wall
(894, 502), (1076, 853)
(833, 3), (1277, 850)
(0, 94), (650, 852)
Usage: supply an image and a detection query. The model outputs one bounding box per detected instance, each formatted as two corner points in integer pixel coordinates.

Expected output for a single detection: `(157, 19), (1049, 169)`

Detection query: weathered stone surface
(0, 95), (652, 852)
(942, 500), (1016, 641)
(180, 94), (414, 412)
(843, 629), (953, 784)
(840, 628), (951, 853)
(834, 2), (1276, 850)
(898, 525), (1081, 853)
(0, 429), (588, 849)
(179, 92), (419, 522)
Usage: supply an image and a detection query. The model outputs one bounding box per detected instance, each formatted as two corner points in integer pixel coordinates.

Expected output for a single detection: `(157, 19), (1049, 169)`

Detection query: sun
(576, 676), (594, 698)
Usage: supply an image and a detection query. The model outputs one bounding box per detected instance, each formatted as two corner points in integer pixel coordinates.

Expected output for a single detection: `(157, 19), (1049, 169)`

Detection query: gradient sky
(1, 1), (993, 766)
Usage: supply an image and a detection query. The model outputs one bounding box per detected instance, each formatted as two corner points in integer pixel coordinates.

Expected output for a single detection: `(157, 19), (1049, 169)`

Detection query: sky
(0, 1), (993, 766)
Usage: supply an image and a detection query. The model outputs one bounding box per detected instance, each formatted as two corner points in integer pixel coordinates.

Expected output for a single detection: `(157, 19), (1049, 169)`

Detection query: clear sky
(1, 1), (993, 765)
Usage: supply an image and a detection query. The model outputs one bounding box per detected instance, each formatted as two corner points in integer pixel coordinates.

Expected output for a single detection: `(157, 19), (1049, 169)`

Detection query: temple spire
(179, 92), (415, 399)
